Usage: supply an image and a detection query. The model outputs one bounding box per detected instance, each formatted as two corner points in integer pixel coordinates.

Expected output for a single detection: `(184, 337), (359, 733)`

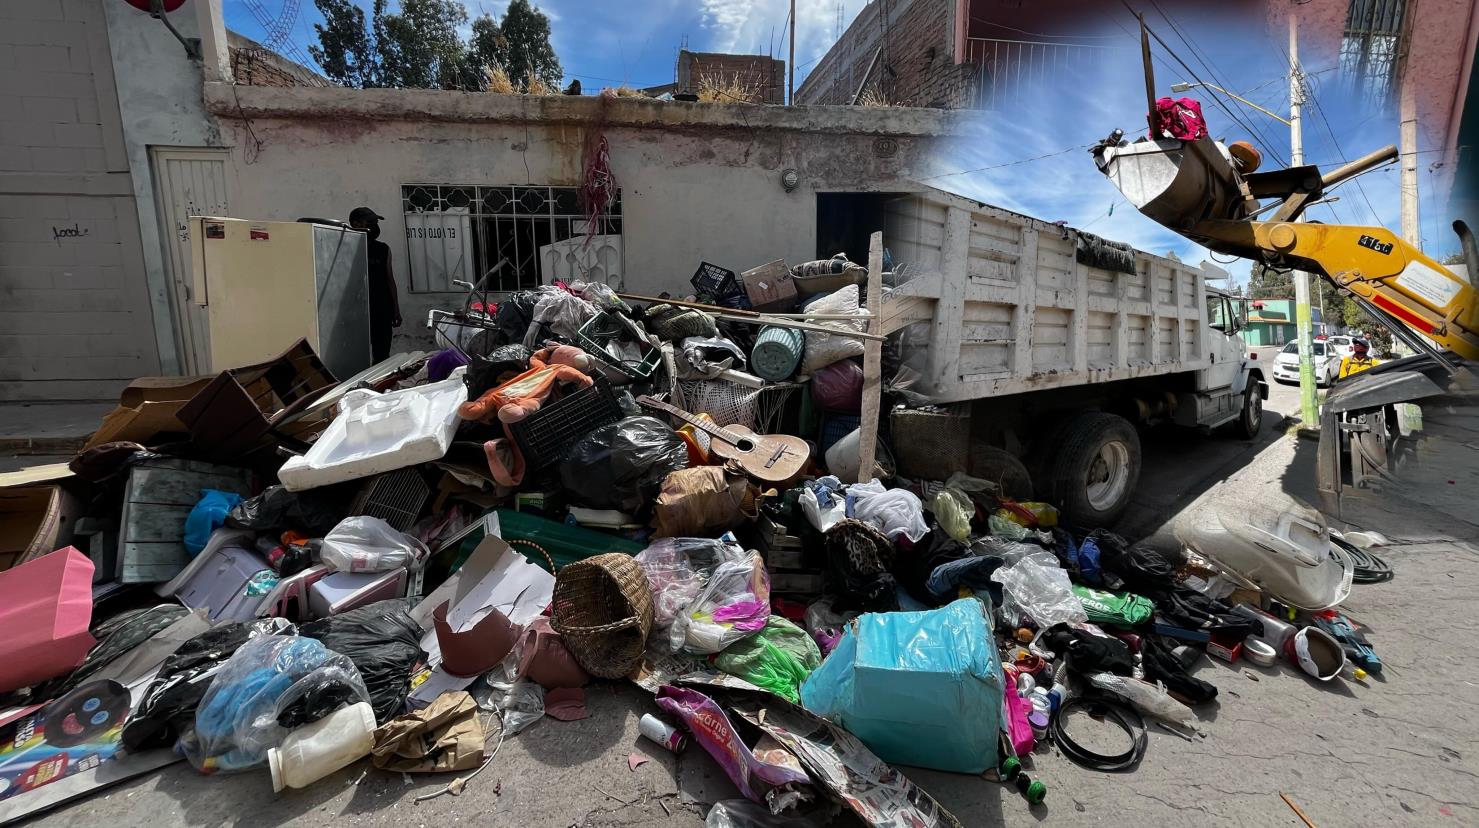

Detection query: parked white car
(1272, 340), (1340, 386)
(1326, 335), (1355, 358)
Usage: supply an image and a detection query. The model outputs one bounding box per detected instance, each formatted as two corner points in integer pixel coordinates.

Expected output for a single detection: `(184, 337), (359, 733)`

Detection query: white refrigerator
(188, 216), (372, 380)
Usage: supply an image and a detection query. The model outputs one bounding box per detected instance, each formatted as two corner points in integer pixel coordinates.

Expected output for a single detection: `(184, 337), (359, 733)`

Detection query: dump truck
(855, 188), (1267, 529)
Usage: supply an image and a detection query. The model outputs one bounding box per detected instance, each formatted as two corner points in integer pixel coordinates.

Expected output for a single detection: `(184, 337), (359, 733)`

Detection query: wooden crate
(117, 457), (251, 584)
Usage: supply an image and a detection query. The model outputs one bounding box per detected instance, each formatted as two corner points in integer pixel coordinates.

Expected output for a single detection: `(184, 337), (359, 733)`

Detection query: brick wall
(797, 0), (973, 108)
(0, 0), (160, 401)
(679, 51), (786, 104)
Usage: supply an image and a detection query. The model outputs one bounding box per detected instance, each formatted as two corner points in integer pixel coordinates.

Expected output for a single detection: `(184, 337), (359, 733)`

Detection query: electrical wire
(918, 143), (1092, 182)
(1304, 77), (1382, 224)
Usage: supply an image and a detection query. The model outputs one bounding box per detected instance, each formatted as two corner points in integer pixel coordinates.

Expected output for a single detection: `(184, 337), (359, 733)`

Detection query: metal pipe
(1321, 145), (1399, 189)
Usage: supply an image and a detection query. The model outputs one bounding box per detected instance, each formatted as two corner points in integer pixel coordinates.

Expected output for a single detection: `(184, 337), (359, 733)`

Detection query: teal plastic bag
(799, 597), (1002, 773)
(713, 617), (821, 703)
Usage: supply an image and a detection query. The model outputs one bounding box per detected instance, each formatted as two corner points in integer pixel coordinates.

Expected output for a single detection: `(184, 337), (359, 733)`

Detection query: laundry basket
(550, 553), (654, 679)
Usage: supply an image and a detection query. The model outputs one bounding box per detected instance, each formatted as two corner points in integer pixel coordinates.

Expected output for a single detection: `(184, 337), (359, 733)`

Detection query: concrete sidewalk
(0, 402), (111, 455)
(27, 429), (1479, 827)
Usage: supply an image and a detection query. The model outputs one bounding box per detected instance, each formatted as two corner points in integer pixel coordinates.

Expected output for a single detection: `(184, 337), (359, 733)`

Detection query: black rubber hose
(1049, 697), (1147, 773)
(1333, 537), (1394, 584)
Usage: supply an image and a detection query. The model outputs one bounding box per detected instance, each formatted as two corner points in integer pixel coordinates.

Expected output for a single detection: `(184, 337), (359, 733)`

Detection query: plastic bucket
(751, 326), (805, 381)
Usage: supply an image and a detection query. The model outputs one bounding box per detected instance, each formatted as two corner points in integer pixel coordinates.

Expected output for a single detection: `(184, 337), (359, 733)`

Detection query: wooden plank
(1171, 261), (1187, 363)
(126, 467), (249, 506)
(857, 232), (884, 485)
(123, 505), (195, 542)
(927, 207), (971, 388)
(1013, 226), (1040, 376)
(118, 541), (189, 584)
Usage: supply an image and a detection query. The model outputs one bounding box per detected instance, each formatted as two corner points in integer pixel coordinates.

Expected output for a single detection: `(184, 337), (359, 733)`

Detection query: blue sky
(223, 1), (1460, 283)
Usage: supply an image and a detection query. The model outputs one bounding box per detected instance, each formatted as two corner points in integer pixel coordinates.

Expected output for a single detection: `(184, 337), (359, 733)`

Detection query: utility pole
(1289, 13), (1319, 429)
(788, 0), (796, 105)
(1398, 5), (1421, 248)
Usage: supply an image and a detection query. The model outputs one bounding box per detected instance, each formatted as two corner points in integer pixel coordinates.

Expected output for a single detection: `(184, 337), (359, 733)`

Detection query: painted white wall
(207, 111), (937, 352)
(103, 0), (225, 375)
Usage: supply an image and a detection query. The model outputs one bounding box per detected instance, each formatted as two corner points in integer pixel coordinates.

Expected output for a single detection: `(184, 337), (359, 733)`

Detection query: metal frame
(963, 37), (1128, 111)
(400, 184), (623, 294)
(1339, 0), (1408, 108)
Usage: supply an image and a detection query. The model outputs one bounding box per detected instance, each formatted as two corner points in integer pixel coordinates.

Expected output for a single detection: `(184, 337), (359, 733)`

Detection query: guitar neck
(637, 397), (744, 445)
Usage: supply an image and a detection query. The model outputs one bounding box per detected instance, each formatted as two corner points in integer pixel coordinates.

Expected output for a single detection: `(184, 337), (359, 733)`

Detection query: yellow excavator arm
(1194, 218), (1479, 360)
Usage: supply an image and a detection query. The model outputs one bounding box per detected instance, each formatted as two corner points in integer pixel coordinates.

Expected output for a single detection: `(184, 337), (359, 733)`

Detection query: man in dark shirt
(349, 206), (401, 362)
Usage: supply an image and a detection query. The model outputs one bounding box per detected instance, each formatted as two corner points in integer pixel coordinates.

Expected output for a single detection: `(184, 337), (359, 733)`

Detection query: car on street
(1326, 335), (1355, 358)
(1272, 340), (1340, 386)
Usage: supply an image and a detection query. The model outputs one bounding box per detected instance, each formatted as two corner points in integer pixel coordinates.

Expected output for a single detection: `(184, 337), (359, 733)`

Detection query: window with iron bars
(1340, 0), (1407, 109)
(400, 184), (623, 293)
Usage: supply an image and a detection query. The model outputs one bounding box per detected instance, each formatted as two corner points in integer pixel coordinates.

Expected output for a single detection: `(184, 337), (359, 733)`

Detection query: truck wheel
(967, 444), (1033, 500)
(1043, 412), (1141, 529)
(1231, 382), (1262, 439)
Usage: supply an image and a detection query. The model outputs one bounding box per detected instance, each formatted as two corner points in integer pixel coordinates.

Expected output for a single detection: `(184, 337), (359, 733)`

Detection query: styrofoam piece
(279, 373), (467, 492)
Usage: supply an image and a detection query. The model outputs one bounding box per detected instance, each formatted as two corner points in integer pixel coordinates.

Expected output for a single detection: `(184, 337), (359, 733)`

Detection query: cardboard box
(0, 485), (81, 572)
(740, 259), (798, 311)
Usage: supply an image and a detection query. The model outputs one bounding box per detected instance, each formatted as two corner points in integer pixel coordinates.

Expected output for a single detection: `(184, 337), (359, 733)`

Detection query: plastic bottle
(267, 702), (376, 792)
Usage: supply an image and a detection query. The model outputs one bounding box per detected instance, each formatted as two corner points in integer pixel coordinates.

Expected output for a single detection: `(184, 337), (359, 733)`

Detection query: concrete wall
(0, 0), (160, 402)
(203, 86), (964, 354)
(102, 0), (226, 377)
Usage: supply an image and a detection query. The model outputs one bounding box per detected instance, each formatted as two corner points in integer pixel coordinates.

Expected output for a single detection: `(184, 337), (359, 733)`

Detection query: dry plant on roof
(857, 85), (892, 107)
(526, 75), (551, 95)
(610, 85), (647, 97)
(696, 72), (760, 103)
(483, 65), (516, 94)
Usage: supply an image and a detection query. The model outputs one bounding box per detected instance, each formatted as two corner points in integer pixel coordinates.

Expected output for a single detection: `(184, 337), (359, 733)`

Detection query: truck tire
(967, 444), (1033, 500)
(1231, 381), (1262, 439)
(1043, 412), (1141, 529)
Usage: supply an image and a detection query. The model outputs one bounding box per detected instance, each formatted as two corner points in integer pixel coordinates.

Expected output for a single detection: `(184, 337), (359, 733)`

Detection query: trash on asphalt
(0, 267), (1397, 826)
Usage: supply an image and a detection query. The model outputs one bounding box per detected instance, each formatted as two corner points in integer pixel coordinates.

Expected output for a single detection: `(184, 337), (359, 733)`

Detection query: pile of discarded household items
(0, 255), (1392, 826)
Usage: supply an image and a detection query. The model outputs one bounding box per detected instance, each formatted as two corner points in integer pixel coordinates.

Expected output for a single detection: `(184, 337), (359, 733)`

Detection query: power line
(1304, 81), (1382, 224)
(918, 143), (1093, 182)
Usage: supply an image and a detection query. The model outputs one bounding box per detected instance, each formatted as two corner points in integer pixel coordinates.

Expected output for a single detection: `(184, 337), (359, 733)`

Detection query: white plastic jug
(267, 702), (376, 792)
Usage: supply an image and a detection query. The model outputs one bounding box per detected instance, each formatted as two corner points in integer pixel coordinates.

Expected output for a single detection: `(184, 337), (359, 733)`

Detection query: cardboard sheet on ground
(408, 533), (554, 706)
(0, 674), (178, 825)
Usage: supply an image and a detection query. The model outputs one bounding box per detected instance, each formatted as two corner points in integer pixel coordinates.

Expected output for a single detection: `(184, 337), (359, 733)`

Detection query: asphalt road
(1112, 345), (1301, 542)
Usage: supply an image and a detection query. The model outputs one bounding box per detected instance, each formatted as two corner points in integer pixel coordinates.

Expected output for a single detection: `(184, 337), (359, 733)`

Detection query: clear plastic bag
(990, 552), (1087, 628)
(179, 635), (369, 773)
(635, 538), (747, 651)
(320, 515), (429, 574)
(850, 480), (928, 543)
(1086, 672), (1199, 732)
(672, 552), (771, 654)
(470, 649), (546, 737)
(522, 286), (597, 348)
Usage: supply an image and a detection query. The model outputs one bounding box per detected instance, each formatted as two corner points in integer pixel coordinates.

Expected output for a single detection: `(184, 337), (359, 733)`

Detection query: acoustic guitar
(636, 396), (810, 484)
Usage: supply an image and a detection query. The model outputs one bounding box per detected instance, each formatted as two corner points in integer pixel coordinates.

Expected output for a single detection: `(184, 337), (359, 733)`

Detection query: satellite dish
(124, 0), (187, 11)
(120, 0), (200, 58)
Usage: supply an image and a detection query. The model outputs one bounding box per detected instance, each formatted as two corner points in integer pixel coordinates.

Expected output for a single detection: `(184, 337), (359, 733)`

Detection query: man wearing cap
(1338, 338), (1377, 380)
(349, 206), (401, 362)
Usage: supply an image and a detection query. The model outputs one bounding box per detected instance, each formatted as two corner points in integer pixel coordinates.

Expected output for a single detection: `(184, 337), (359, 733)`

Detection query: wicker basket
(550, 553), (654, 679)
(890, 408), (971, 480)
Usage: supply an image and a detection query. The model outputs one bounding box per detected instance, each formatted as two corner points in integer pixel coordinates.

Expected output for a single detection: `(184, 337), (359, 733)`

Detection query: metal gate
(151, 148), (230, 375)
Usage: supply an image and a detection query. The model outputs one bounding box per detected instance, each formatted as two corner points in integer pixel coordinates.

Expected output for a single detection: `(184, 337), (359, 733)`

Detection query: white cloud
(699, 0), (867, 68)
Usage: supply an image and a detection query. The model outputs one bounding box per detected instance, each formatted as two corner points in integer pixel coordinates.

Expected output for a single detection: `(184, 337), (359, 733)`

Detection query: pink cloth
(0, 546), (97, 692)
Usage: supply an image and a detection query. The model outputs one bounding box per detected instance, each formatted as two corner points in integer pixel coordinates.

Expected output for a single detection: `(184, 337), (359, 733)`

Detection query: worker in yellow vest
(1338, 338), (1378, 380)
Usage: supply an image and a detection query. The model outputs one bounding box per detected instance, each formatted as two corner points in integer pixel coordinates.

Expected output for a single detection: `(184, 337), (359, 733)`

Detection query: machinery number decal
(1357, 234), (1393, 255)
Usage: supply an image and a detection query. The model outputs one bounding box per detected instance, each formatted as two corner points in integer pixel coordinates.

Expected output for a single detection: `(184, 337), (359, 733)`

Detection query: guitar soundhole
(736, 438), (755, 452)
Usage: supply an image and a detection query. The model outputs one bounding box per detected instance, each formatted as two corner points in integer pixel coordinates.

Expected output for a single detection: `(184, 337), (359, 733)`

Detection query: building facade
(0, 0), (964, 401)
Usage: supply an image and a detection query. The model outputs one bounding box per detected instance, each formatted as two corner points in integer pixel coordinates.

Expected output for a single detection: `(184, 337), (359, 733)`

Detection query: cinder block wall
(0, 0), (159, 402)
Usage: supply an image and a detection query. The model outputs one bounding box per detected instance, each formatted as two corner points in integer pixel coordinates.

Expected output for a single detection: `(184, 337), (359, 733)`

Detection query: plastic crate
(819, 412), (861, 455)
(508, 374), (623, 469)
(578, 311), (663, 380)
(690, 262), (751, 309)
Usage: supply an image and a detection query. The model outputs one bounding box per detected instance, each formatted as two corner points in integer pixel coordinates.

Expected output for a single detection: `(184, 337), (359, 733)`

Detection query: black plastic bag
(121, 617), (295, 752)
(1090, 529), (1176, 594)
(299, 599), (425, 724)
(558, 416), (688, 512)
(227, 484), (350, 537)
(1142, 636), (1219, 704)
(466, 343), (532, 400)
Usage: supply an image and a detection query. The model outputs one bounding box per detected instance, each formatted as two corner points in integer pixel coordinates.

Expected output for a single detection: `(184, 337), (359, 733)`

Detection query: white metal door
(151, 148), (229, 375)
